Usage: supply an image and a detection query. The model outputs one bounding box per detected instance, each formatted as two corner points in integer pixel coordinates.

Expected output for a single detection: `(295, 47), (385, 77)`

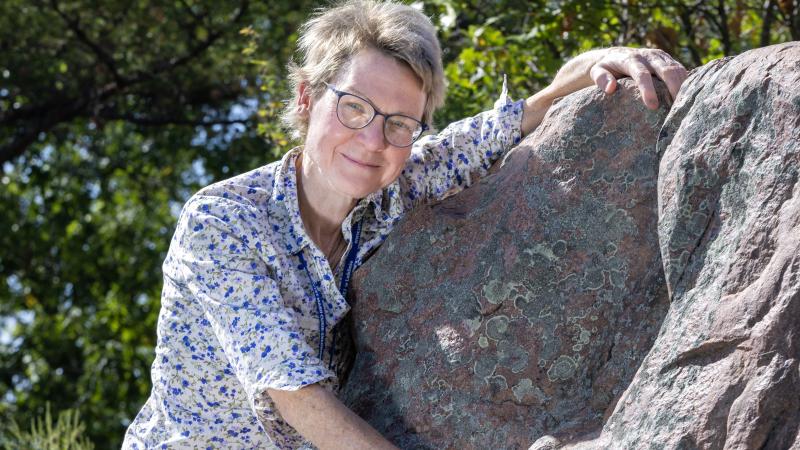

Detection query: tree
(424, 0), (798, 124)
(0, 0), (314, 447)
(1, 0), (795, 447)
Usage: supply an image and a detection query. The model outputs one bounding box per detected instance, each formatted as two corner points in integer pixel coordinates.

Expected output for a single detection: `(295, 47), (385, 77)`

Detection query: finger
(641, 50), (688, 100)
(590, 65), (617, 94)
(627, 56), (659, 109)
(659, 63), (688, 101)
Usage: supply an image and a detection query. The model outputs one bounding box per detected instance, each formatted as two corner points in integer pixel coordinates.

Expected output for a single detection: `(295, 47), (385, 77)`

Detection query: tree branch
(98, 113), (252, 127)
(715, 0), (731, 55)
(0, 97), (89, 165)
(760, 0), (777, 47)
(697, 1), (731, 55)
(676, 4), (704, 67)
(134, 1), (249, 82)
(49, 0), (127, 87)
(4, 1), (252, 163)
(178, 0), (204, 23)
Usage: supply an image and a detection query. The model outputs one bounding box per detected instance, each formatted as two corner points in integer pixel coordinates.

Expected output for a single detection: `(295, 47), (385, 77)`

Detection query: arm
(399, 47), (687, 204)
(400, 98), (524, 204)
(265, 385), (398, 450)
(521, 47), (689, 136)
(519, 50), (608, 136)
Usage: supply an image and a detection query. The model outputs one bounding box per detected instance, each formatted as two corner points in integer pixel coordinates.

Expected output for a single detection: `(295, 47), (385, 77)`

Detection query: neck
(296, 152), (357, 247)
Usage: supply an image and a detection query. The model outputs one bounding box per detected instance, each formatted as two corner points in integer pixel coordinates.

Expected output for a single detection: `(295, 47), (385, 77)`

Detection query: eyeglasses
(325, 83), (427, 147)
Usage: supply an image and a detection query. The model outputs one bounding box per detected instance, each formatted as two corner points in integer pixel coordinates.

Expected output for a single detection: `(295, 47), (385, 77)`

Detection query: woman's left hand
(521, 46), (689, 135)
(588, 47), (688, 110)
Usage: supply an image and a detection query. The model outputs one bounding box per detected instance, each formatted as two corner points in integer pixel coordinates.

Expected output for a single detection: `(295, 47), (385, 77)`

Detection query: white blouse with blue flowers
(123, 89), (523, 449)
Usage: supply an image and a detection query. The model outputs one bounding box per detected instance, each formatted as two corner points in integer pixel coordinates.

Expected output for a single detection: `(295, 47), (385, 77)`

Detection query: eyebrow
(340, 85), (421, 120)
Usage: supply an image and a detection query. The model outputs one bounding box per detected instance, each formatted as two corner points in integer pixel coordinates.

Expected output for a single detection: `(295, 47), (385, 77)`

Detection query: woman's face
(300, 47), (427, 200)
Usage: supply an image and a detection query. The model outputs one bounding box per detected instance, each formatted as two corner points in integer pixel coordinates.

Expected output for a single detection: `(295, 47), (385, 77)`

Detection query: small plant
(0, 404), (94, 450)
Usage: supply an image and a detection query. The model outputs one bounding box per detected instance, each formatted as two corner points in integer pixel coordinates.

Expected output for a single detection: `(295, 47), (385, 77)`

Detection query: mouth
(342, 153), (380, 168)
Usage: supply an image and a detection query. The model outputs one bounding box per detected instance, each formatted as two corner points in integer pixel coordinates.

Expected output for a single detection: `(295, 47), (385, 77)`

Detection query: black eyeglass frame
(324, 83), (428, 147)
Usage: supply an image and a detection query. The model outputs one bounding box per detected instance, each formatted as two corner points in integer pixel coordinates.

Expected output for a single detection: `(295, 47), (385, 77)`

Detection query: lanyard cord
(297, 218), (364, 367)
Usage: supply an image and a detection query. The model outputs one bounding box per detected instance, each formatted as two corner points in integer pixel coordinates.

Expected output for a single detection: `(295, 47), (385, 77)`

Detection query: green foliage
(1, 403), (93, 450)
(423, 0), (798, 124)
(0, 0), (795, 448)
(0, 1), (315, 448)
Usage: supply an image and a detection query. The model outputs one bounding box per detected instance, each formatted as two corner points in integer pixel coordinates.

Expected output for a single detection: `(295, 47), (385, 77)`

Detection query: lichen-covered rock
(340, 79), (673, 448)
(534, 42), (800, 450)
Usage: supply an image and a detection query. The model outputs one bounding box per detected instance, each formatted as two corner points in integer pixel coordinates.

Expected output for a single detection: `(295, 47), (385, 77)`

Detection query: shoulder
(173, 157), (289, 260)
(192, 162), (278, 213)
(181, 167), (271, 236)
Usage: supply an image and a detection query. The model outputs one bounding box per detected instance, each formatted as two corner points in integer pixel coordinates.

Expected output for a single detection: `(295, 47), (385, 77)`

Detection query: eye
(387, 118), (414, 133)
(343, 100), (367, 113)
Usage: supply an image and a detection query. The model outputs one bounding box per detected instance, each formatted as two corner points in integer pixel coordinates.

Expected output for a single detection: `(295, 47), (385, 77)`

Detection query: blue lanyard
(297, 218), (363, 367)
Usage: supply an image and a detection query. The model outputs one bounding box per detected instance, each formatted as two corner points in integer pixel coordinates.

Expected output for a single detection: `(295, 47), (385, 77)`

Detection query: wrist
(520, 89), (557, 137)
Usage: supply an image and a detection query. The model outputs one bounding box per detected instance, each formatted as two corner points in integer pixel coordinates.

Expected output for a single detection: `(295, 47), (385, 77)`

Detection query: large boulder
(340, 78), (673, 447)
(537, 42), (800, 450)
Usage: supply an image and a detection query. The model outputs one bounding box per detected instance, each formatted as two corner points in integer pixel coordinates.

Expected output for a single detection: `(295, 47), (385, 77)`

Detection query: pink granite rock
(340, 78), (673, 448)
(534, 42), (800, 450)
(342, 42), (800, 449)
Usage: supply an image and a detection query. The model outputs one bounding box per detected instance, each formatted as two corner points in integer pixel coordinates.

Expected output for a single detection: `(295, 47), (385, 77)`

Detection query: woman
(124, 1), (687, 448)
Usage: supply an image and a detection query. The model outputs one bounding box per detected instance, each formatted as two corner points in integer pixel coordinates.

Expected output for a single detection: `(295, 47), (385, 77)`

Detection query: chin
(332, 177), (381, 200)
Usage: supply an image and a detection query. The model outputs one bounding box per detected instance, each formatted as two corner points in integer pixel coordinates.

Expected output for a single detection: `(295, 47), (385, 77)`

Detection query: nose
(356, 116), (388, 151)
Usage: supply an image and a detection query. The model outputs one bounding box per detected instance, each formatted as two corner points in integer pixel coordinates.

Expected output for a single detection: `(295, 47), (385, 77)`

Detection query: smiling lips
(341, 153), (380, 168)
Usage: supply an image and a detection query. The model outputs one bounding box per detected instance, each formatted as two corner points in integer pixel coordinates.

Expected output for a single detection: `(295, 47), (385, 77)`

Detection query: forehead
(334, 48), (426, 119)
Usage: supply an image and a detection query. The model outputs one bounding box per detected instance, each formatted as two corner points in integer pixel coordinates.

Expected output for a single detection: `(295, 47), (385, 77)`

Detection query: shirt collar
(363, 179), (404, 227)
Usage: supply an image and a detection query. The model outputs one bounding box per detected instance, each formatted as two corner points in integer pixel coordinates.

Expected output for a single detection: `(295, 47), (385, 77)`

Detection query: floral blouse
(123, 88), (523, 449)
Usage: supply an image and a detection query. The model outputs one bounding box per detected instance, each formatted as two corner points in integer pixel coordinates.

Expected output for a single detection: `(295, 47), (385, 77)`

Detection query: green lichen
(514, 290), (543, 321)
(497, 340), (530, 373)
(485, 315), (510, 341)
(511, 378), (547, 405)
(523, 243), (559, 262)
(487, 374), (508, 392)
(464, 316), (483, 337)
(482, 279), (515, 305)
(582, 267), (605, 291)
(473, 357), (497, 379)
(547, 355), (578, 382)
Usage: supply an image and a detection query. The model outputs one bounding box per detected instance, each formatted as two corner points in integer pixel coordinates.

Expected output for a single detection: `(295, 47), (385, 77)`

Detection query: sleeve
(400, 82), (525, 204)
(170, 195), (334, 404)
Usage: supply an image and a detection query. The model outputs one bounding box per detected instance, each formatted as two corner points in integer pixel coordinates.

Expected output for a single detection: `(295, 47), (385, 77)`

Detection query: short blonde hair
(282, 0), (445, 140)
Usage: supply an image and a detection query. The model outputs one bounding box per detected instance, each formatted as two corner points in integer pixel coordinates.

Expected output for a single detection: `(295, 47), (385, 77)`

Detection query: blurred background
(0, 0), (796, 447)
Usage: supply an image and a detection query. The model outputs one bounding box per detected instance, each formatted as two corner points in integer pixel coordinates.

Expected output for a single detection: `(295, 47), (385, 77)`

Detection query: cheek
(307, 100), (340, 137)
(306, 109), (348, 157)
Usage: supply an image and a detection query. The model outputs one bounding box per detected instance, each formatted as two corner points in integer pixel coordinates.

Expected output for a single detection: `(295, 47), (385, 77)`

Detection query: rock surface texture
(537, 42), (800, 450)
(343, 42), (800, 449)
(341, 78), (672, 448)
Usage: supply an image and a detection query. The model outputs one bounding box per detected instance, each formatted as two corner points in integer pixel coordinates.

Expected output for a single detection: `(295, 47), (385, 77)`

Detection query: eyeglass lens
(336, 94), (422, 147)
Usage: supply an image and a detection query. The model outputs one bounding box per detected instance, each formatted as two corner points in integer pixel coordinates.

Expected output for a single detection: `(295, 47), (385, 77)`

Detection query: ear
(297, 81), (313, 116)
